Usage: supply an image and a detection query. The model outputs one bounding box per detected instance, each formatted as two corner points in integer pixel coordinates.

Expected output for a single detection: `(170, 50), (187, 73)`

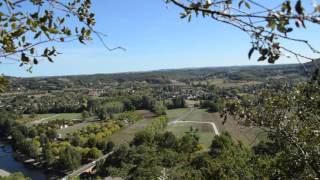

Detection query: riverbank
(0, 143), (63, 180)
(0, 169), (10, 177)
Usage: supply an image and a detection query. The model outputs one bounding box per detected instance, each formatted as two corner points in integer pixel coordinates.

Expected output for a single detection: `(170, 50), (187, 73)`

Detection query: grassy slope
(107, 110), (157, 146)
(107, 118), (153, 145)
(166, 108), (190, 120)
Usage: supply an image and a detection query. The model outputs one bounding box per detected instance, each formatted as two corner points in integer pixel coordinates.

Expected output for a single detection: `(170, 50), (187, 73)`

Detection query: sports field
(166, 108), (265, 149)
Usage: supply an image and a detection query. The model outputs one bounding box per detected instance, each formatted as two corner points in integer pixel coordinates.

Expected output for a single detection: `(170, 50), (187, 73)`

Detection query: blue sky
(1, 0), (319, 77)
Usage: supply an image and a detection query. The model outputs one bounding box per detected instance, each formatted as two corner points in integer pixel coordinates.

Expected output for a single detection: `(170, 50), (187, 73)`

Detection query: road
(168, 108), (220, 136)
(61, 151), (114, 180)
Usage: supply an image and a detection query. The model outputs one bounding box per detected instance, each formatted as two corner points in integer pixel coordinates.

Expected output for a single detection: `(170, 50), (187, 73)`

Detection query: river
(0, 144), (60, 180)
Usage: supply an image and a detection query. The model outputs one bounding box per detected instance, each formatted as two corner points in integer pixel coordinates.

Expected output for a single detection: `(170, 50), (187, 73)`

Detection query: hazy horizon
(4, 61), (302, 78)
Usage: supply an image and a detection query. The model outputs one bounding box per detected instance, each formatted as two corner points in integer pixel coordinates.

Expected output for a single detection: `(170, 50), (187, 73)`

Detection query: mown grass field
(166, 108), (265, 148)
(107, 110), (156, 146)
(55, 113), (82, 120)
(19, 113), (82, 124)
(166, 108), (190, 120)
(18, 114), (55, 124)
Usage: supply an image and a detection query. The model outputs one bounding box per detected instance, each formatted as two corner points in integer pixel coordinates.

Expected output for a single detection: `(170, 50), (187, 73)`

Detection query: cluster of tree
(223, 83), (320, 178)
(144, 116), (169, 137)
(1, 92), (169, 122)
(0, 109), (121, 172)
(122, 96), (167, 116)
(0, 111), (43, 159)
(200, 98), (224, 113)
(129, 115), (169, 148)
(54, 138), (114, 170)
(3, 92), (87, 114)
(117, 112), (142, 124)
(97, 131), (201, 179)
(166, 96), (186, 109)
(0, 110), (20, 136)
(97, 127), (320, 179)
(86, 96), (167, 120)
(53, 122), (120, 170)
(35, 119), (76, 135)
(95, 101), (125, 120)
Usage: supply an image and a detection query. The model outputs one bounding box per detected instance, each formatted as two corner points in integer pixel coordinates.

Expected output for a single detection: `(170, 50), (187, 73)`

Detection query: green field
(166, 108), (190, 120)
(55, 113), (82, 120)
(107, 110), (156, 146)
(166, 108), (265, 148)
(18, 114), (56, 124)
(19, 113), (82, 124)
(166, 108), (216, 149)
(107, 118), (154, 146)
(167, 122), (214, 148)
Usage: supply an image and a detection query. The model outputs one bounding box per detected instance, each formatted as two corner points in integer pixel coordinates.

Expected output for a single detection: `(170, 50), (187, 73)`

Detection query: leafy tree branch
(166, 0), (320, 64)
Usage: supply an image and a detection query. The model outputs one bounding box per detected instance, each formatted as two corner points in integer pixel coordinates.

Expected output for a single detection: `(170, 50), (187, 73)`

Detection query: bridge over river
(61, 151), (114, 180)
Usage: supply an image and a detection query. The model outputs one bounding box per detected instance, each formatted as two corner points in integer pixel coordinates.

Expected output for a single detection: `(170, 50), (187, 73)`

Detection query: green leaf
(238, 0), (244, 8)
(78, 36), (85, 44)
(26, 18), (32, 25)
(295, 0), (304, 15)
(47, 56), (53, 62)
(11, 29), (25, 37)
(245, 2), (251, 9)
(180, 13), (187, 19)
(30, 47), (35, 54)
(34, 31), (41, 39)
(188, 15), (192, 22)
(248, 47), (255, 59)
(48, 28), (58, 34)
(21, 53), (29, 62)
(33, 58), (38, 64)
(258, 56), (266, 61)
(11, 22), (16, 29)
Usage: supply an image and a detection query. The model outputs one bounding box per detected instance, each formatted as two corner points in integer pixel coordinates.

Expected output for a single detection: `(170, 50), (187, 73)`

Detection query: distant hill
(304, 59), (320, 70)
(4, 62), (311, 91)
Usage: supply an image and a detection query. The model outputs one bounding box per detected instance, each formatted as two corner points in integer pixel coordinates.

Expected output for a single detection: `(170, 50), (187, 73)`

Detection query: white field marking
(168, 108), (220, 136)
(170, 121), (220, 136)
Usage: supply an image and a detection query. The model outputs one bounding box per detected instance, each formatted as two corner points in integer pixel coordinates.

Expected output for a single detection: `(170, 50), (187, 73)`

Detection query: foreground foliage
(224, 83), (320, 178)
(0, 172), (30, 180)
